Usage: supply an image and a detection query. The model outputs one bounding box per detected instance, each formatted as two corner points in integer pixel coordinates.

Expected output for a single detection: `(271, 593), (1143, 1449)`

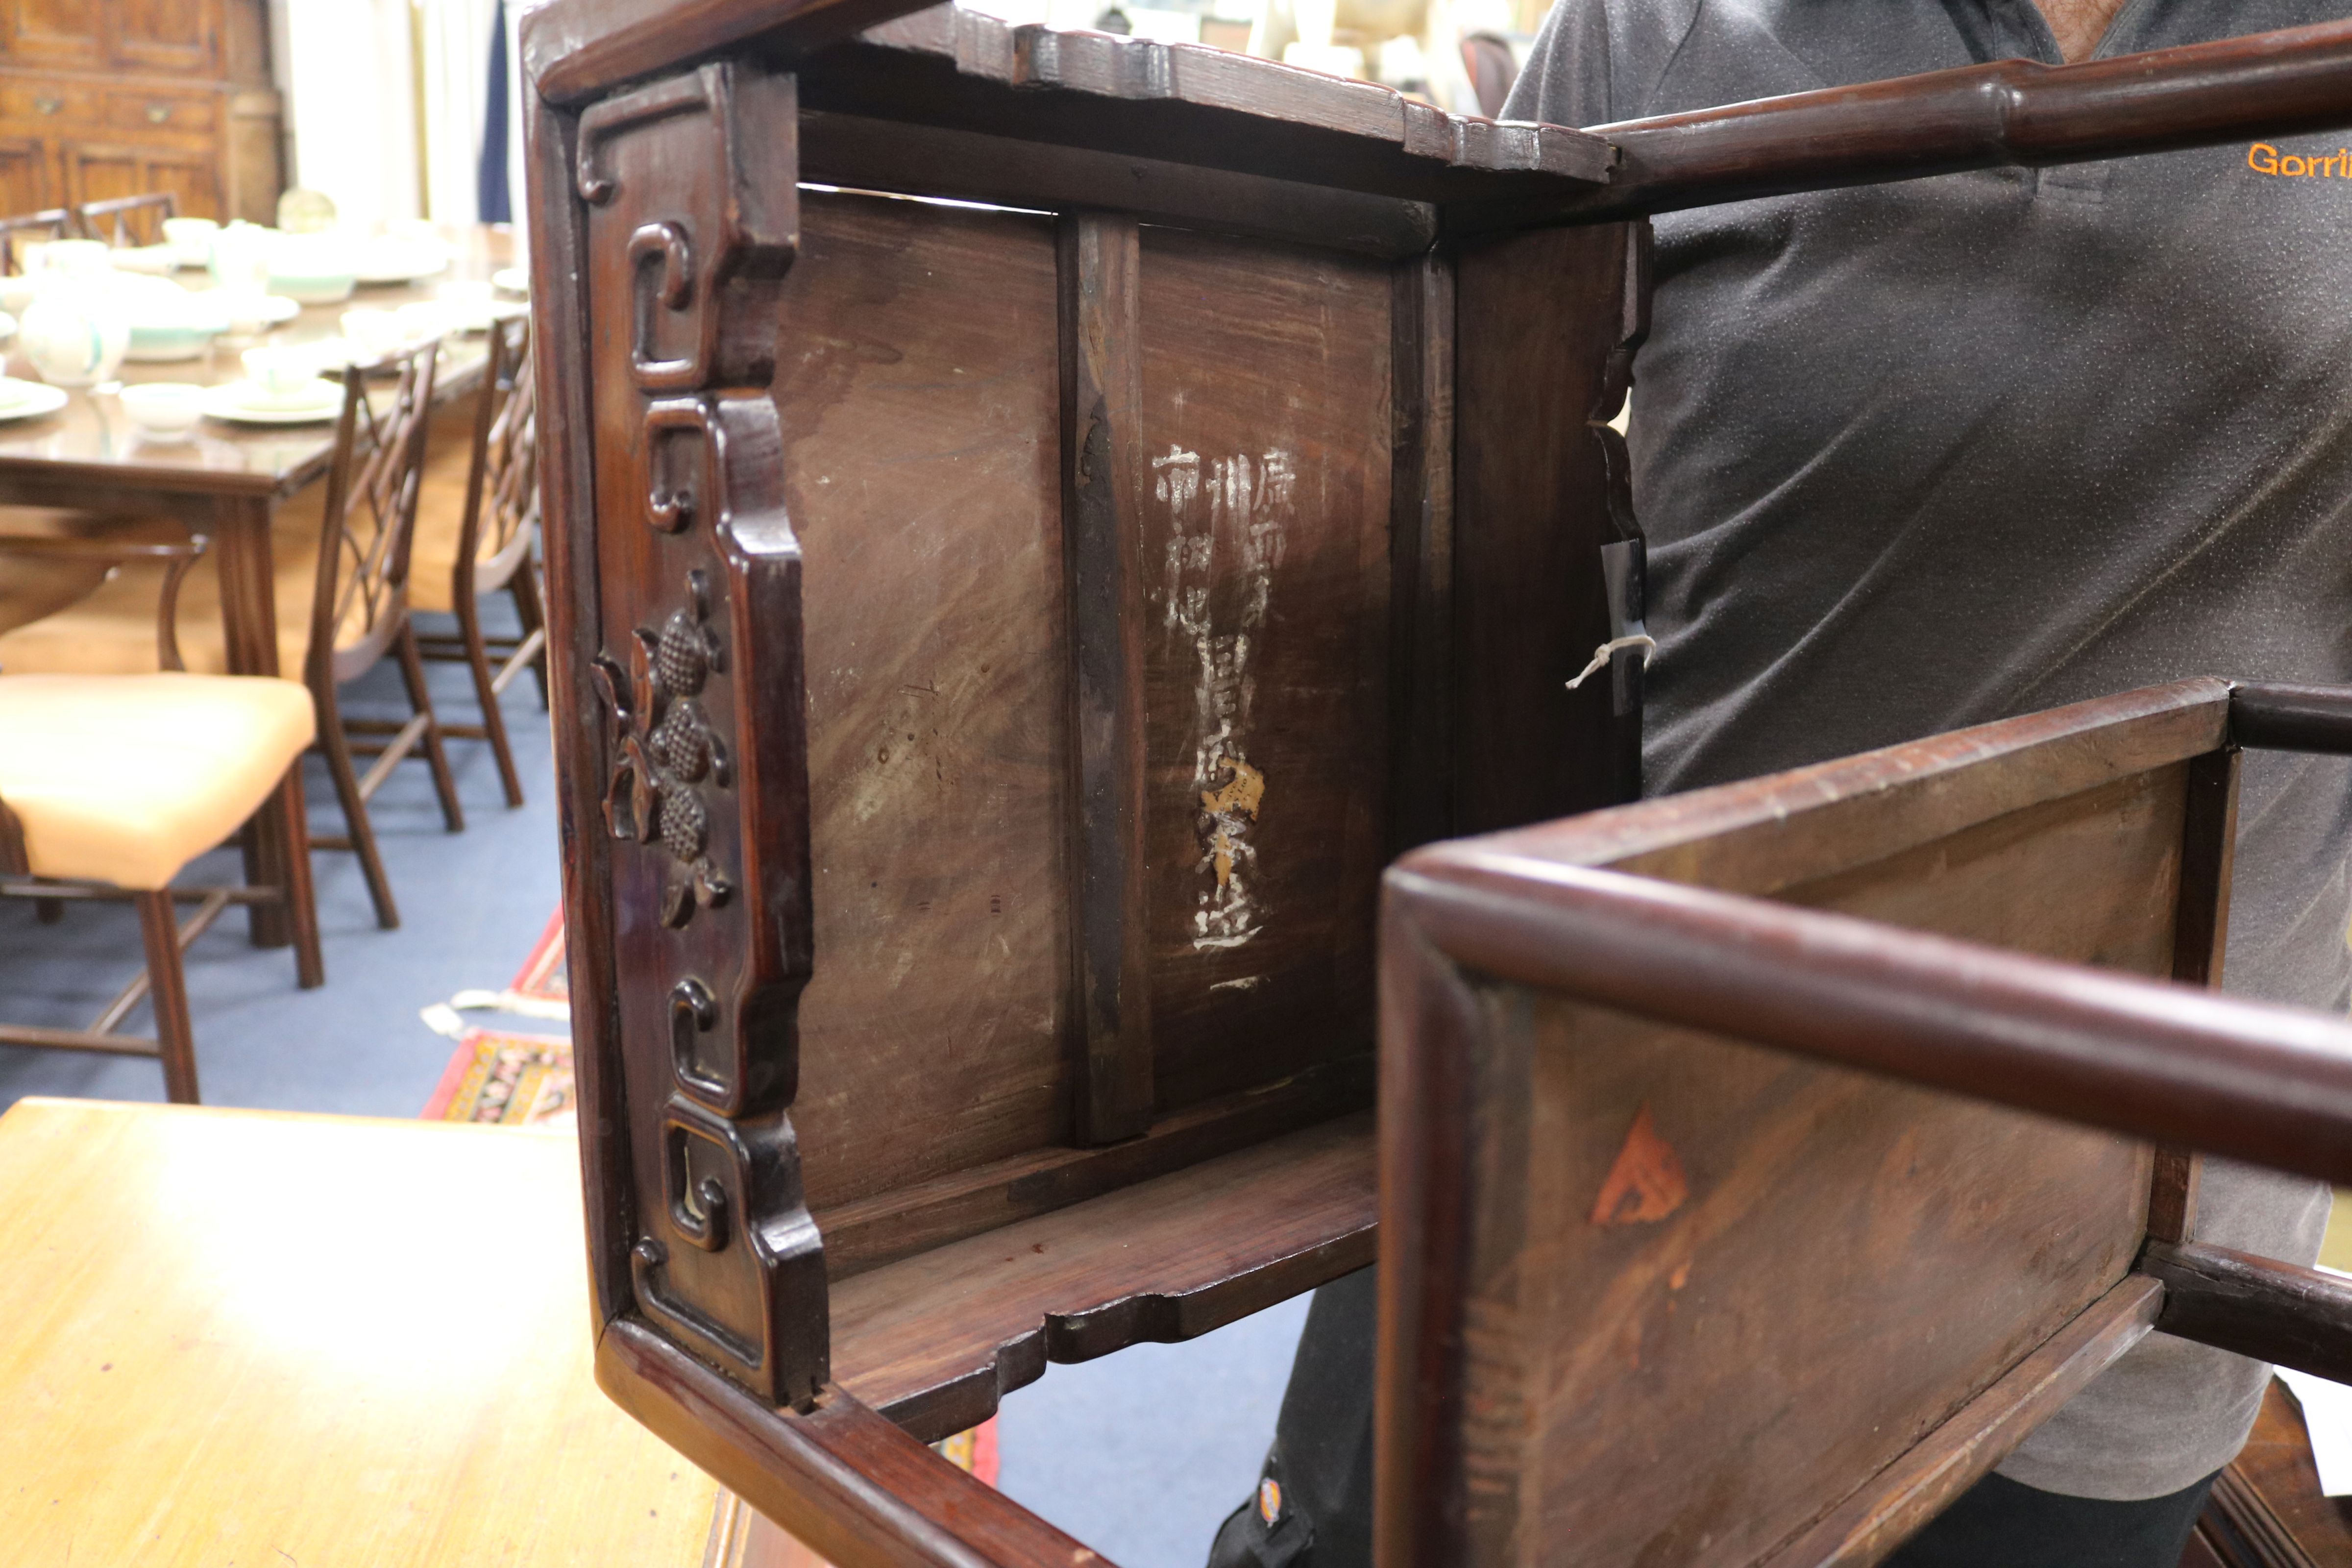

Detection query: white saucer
(492, 267), (528, 296)
(0, 379), (69, 421)
(356, 253), (450, 286)
(199, 380), (343, 424)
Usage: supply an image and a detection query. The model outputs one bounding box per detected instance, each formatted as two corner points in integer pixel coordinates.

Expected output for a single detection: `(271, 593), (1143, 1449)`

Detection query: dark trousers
(1208, 1268), (2218, 1568)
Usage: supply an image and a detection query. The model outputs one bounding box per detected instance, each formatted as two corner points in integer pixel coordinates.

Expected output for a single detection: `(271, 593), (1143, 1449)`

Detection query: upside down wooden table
(514, 4), (2352, 1564)
(0, 1097), (725, 1568)
(0, 224), (510, 944)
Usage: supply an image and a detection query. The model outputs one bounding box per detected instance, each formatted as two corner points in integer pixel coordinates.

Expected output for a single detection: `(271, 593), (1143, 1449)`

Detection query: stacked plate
(0, 377), (68, 423)
(199, 377), (343, 425)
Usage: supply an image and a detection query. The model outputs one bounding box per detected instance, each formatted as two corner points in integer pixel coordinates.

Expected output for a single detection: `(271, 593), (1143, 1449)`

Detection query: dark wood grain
(574, 54), (828, 1411)
(796, 8), (1612, 206)
(523, 0), (916, 107)
(1135, 226), (1393, 1112)
(597, 1321), (1108, 1568)
(1451, 222), (1642, 834)
(2141, 1243), (2352, 1384)
(1058, 211), (1153, 1147)
(798, 110), (1436, 260)
(523, 74), (637, 1339)
(1389, 852), (2352, 1186)
(2199, 1381), (2352, 1568)
(775, 190), (1070, 1212)
(1487, 679), (2230, 890)
(2232, 682), (2352, 756)
(811, 1056), (1370, 1279)
(1386, 250), (1453, 858)
(830, 1111), (1374, 1440)
(1459, 18), (2352, 230)
(1758, 1279), (2163, 1568)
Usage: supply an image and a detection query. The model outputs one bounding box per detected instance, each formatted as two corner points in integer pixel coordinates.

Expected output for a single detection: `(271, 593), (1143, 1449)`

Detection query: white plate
(0, 379), (69, 421)
(355, 251), (450, 286)
(0, 310), (14, 343)
(492, 267), (528, 296)
(199, 380), (343, 424)
(109, 245), (179, 275)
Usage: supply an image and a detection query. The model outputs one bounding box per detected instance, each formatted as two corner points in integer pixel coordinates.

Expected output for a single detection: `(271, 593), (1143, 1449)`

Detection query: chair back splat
(75, 191), (176, 248)
(304, 339), (467, 929)
(517, 5), (2352, 1562)
(0, 207), (78, 273)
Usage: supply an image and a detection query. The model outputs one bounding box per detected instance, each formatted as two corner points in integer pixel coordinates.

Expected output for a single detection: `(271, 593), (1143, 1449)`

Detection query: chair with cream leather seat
(0, 534), (322, 1103)
(410, 314), (547, 808)
(0, 338), (464, 929)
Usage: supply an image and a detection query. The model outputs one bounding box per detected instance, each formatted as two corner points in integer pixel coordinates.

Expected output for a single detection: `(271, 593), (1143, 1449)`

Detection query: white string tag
(1564, 634), (1657, 690)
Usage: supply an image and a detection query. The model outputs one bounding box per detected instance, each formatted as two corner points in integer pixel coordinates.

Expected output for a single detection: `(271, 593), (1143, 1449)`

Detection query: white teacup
(339, 307), (409, 359)
(241, 346), (319, 403)
(34, 239), (110, 277)
(160, 217), (218, 270)
(120, 382), (205, 441)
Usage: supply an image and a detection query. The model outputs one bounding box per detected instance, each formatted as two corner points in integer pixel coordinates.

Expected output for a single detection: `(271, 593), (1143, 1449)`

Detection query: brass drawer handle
(33, 96), (62, 116)
(145, 103), (170, 123)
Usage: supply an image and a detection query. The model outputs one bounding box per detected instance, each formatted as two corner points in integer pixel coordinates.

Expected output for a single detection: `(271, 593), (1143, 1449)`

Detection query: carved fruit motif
(595, 569), (735, 927)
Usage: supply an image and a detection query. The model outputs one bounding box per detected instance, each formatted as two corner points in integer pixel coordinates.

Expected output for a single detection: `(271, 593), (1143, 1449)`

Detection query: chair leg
(136, 889), (199, 1104)
(512, 558), (551, 710)
(460, 588), (526, 808)
(315, 676), (401, 930)
(272, 766), (325, 988)
(395, 621), (467, 833)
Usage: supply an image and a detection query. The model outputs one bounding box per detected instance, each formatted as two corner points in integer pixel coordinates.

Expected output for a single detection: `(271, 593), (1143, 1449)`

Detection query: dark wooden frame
(415, 314), (551, 808)
(75, 189), (176, 247)
(1377, 678), (2352, 1568)
(0, 204), (78, 272)
(0, 534), (323, 1102)
(515, 6), (2352, 1563)
(304, 339), (465, 930)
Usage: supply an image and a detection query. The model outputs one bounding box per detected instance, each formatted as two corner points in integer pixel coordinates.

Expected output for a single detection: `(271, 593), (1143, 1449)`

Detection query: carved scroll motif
(580, 56), (824, 1410)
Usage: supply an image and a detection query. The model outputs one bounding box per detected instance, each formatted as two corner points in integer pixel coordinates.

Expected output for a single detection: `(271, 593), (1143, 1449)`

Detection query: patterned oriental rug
(419, 910), (1001, 1564)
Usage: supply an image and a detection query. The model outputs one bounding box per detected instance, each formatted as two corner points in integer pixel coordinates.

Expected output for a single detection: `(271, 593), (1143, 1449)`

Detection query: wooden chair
(0, 207), (77, 274)
(514, 5), (2352, 1563)
(305, 338), (466, 929)
(411, 314), (549, 807)
(77, 190), (175, 248)
(0, 535), (322, 1103)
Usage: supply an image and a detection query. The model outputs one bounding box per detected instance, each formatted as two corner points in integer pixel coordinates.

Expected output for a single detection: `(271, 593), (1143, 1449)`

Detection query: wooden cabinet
(0, 0), (108, 71)
(0, 139), (50, 214)
(0, 0), (276, 226)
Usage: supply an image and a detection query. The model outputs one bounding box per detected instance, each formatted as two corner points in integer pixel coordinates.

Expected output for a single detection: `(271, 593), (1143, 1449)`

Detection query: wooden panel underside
(1136, 226), (1395, 1112)
(830, 1110), (1376, 1442)
(774, 190), (1073, 1211)
(1457, 766), (2194, 1565)
(1463, 996), (2150, 1568)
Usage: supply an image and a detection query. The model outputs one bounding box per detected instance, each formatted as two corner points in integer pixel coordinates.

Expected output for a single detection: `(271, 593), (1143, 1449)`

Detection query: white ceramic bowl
(267, 235), (358, 305)
(160, 217), (218, 270)
(121, 382), (206, 441)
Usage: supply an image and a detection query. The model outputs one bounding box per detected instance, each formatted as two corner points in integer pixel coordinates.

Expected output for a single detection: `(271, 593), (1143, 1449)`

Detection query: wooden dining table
(0, 222), (520, 943)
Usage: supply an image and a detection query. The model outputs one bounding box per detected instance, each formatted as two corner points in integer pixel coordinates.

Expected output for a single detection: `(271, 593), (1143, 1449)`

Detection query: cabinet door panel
(0, 0), (105, 69)
(109, 0), (220, 75)
(138, 146), (218, 220)
(0, 138), (56, 214)
(61, 144), (143, 210)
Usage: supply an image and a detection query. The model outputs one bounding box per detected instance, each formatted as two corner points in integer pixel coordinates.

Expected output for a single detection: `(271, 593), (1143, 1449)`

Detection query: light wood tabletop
(0, 1097), (722, 1568)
